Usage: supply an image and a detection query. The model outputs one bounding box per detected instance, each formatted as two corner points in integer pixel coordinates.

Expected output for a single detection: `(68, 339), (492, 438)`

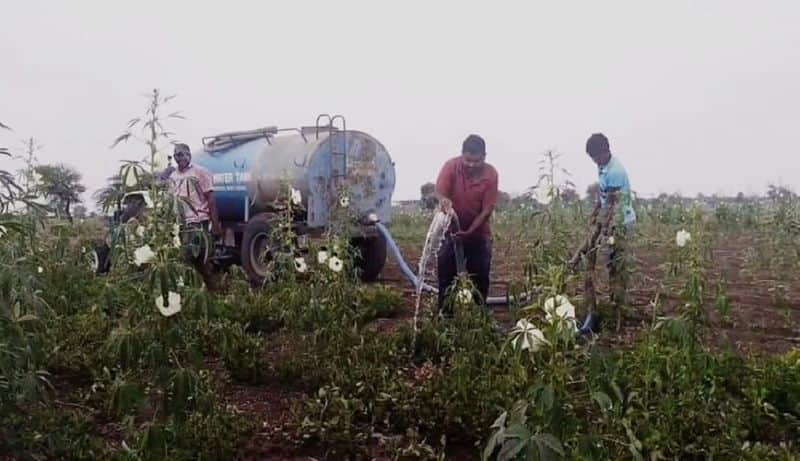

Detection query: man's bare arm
(460, 205), (495, 237)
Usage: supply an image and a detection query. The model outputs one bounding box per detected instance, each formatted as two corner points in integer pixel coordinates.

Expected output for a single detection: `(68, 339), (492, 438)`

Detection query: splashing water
(412, 210), (453, 340)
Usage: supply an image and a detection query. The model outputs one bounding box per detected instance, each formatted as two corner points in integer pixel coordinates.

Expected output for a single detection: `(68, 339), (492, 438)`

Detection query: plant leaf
(592, 391), (613, 414)
(533, 433), (565, 460)
(111, 132), (132, 148)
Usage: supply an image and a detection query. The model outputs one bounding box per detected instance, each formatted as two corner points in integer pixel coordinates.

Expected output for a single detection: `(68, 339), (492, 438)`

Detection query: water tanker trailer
(192, 115), (395, 284)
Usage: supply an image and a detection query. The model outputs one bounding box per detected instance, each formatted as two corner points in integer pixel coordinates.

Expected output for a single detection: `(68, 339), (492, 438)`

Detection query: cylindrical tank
(192, 130), (396, 228)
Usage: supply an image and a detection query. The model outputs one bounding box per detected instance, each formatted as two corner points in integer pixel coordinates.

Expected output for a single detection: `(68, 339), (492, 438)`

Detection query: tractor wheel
(353, 233), (387, 282)
(240, 214), (276, 287)
(90, 241), (111, 275)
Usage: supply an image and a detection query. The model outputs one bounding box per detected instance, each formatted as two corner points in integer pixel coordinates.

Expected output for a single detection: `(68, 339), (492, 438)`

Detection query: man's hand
(452, 229), (471, 241)
(210, 222), (223, 238)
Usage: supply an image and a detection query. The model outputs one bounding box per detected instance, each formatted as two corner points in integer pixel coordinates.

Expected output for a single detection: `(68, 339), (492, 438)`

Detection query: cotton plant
(676, 229), (692, 248)
(509, 319), (550, 352)
(106, 165), (198, 319)
(294, 257), (308, 274)
(327, 255), (344, 273)
(535, 183), (555, 206)
(668, 228), (698, 278)
(529, 150), (575, 207)
(155, 291), (182, 317)
(543, 295), (579, 333)
(290, 187), (303, 206)
(456, 288), (474, 306)
(510, 294), (581, 356)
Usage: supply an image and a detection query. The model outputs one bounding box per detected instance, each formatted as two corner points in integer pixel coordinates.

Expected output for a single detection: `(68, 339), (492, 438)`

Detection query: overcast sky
(2, 0), (799, 205)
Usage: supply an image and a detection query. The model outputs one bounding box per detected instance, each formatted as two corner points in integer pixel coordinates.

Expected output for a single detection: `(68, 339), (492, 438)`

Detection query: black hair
(586, 133), (610, 156)
(174, 143), (191, 155)
(462, 134), (486, 155)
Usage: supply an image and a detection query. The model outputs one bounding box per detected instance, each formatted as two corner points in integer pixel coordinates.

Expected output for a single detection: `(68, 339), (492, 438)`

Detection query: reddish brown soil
(378, 232), (800, 354)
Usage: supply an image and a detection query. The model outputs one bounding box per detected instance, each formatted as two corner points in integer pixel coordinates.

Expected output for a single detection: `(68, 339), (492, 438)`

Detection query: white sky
(2, 0), (799, 205)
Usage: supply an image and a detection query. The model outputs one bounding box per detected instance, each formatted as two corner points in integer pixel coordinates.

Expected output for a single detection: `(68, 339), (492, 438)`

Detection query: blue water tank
(192, 129), (395, 228)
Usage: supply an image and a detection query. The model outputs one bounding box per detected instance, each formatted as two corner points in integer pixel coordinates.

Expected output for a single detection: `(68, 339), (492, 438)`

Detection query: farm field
(2, 196), (799, 460)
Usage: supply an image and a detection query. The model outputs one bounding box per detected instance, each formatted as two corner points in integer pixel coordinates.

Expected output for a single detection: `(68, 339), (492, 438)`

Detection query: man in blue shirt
(570, 133), (636, 332)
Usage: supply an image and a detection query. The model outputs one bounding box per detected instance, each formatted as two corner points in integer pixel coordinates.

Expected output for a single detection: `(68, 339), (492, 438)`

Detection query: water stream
(412, 211), (453, 340)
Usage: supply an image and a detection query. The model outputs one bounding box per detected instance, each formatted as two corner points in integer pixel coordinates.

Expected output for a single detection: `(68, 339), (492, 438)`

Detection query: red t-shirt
(435, 157), (499, 238)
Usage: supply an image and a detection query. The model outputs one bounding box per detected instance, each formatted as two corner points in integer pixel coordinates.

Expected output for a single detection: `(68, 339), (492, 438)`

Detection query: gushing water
(412, 210), (453, 339)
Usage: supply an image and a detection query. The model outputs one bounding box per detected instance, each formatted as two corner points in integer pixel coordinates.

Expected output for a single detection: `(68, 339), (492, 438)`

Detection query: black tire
(240, 214), (276, 286)
(120, 196), (146, 223)
(91, 242), (111, 275)
(354, 233), (387, 282)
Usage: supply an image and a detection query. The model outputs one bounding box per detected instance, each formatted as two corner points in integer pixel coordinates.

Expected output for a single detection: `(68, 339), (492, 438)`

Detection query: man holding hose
(570, 133), (636, 332)
(435, 134), (499, 315)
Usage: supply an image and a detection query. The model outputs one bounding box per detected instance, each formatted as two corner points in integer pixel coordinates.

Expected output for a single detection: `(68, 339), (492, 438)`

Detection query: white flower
(290, 187), (302, 206)
(328, 256), (343, 273)
(317, 250), (329, 264)
(676, 229), (692, 248)
(37, 266), (44, 274)
(339, 195), (350, 208)
(177, 276), (185, 288)
(544, 295), (578, 332)
(155, 291), (182, 317)
(172, 224), (182, 248)
(510, 319), (549, 352)
(135, 225), (146, 238)
(607, 235), (615, 246)
(133, 245), (156, 266)
(536, 184), (554, 205)
(294, 257), (308, 273)
(456, 288), (473, 305)
(0, 225), (6, 238)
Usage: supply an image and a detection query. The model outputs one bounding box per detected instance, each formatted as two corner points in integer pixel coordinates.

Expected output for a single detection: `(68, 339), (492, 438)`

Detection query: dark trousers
(181, 220), (218, 290)
(437, 236), (492, 313)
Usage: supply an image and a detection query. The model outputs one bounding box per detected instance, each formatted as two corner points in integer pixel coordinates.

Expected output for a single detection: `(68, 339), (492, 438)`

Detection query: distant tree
(0, 123), (24, 212)
(94, 175), (125, 212)
(767, 184), (796, 202)
(420, 182), (437, 210)
(560, 187), (580, 203)
(34, 164), (86, 222)
(72, 204), (88, 219)
(497, 191), (511, 207)
(585, 182), (599, 200)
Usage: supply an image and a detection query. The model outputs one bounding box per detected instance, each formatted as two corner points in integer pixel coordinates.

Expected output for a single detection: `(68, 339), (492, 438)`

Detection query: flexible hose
(375, 222), (597, 333)
(376, 222), (519, 305)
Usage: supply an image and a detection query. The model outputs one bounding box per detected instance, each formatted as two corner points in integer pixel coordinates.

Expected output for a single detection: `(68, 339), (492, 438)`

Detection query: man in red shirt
(435, 134), (499, 314)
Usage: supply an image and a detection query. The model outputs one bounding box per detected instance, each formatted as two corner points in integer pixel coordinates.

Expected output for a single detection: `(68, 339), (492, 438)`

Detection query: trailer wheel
(353, 233), (387, 282)
(90, 241), (111, 275)
(240, 214), (276, 286)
